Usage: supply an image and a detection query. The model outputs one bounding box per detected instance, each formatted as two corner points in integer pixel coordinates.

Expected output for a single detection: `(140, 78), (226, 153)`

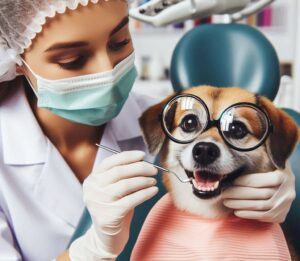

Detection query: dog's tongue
(194, 171), (221, 188)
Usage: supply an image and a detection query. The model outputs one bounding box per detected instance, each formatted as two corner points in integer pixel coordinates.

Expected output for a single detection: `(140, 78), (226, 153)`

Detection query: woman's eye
(109, 39), (131, 51)
(57, 55), (88, 70)
(226, 121), (249, 139)
(180, 114), (199, 133)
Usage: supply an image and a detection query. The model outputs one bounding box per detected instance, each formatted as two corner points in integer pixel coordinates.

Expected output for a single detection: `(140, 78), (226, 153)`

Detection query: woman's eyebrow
(44, 16), (129, 52)
(45, 41), (89, 52)
(110, 16), (129, 37)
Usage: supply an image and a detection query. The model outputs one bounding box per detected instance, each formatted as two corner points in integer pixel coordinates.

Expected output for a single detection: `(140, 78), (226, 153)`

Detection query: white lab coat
(0, 81), (157, 261)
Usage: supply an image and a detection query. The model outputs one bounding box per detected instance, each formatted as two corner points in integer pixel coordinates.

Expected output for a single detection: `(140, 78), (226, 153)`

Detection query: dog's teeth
(214, 181), (220, 189)
(192, 179), (220, 193)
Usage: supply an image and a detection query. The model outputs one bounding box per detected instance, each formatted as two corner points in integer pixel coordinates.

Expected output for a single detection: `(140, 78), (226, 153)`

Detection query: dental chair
(281, 108), (300, 256)
(69, 23), (300, 259)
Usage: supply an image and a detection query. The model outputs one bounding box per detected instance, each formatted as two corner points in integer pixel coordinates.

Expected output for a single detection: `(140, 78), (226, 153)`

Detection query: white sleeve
(131, 92), (162, 112)
(0, 207), (22, 261)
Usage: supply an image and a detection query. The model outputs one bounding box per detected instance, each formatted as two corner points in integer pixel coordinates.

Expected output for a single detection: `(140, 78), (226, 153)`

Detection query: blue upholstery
(282, 109), (300, 256)
(68, 209), (92, 247)
(283, 109), (300, 126)
(171, 24), (281, 100)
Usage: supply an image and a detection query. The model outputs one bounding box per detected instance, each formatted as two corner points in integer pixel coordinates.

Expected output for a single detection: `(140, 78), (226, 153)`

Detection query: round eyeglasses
(161, 94), (273, 152)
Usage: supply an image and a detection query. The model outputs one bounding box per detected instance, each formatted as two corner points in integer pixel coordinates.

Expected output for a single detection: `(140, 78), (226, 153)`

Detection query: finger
(102, 161), (158, 186)
(233, 210), (267, 220)
(94, 150), (146, 173)
(222, 186), (276, 200)
(233, 171), (284, 188)
(118, 186), (159, 212)
(84, 161), (157, 188)
(106, 177), (157, 199)
(223, 199), (271, 211)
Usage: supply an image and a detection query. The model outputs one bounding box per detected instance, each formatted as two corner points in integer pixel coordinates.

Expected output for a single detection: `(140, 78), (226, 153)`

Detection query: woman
(0, 0), (296, 260)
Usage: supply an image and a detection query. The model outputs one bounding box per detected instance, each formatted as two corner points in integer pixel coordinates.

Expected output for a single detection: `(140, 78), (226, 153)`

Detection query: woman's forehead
(26, 1), (128, 54)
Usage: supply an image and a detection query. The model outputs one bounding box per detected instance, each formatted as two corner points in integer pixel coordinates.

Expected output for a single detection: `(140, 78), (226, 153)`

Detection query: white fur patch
(179, 137), (237, 174)
(166, 138), (235, 218)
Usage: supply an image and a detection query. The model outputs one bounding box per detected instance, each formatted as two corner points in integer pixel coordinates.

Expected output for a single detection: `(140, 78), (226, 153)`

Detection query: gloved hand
(222, 163), (296, 223)
(69, 151), (158, 261)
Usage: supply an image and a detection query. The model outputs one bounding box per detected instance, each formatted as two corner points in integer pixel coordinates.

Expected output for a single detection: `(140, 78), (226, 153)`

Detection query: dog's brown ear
(258, 96), (299, 169)
(139, 95), (176, 155)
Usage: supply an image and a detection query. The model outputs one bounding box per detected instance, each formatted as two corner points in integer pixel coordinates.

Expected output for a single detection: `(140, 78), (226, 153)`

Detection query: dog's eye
(226, 121), (249, 139)
(180, 114), (199, 133)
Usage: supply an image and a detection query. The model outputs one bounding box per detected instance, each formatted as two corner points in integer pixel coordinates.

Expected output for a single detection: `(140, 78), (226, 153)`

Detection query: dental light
(129, 0), (274, 27)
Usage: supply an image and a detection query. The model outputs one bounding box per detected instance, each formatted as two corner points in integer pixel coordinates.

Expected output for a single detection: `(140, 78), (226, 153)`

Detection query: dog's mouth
(185, 166), (245, 199)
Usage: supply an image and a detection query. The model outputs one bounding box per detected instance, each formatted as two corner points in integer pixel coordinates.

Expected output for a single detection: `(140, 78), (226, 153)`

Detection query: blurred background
(129, 0), (300, 112)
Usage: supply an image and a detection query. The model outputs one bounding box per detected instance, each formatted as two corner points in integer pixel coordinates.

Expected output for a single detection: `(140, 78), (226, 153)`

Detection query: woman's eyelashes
(57, 55), (89, 70)
(54, 38), (131, 71)
(108, 38), (131, 51)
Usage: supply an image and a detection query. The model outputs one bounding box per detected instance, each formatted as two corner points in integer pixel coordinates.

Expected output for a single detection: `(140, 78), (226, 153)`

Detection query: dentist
(0, 0), (296, 260)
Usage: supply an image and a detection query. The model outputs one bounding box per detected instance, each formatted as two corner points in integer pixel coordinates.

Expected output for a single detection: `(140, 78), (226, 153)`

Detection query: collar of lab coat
(0, 82), (144, 166)
(0, 83), (47, 165)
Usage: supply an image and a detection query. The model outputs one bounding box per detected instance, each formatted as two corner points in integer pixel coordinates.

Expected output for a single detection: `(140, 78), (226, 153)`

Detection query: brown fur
(140, 86), (299, 169)
(140, 86), (300, 195)
(139, 96), (171, 154)
(258, 96), (299, 169)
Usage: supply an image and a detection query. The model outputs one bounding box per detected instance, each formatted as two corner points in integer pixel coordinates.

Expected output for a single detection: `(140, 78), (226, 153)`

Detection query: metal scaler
(96, 144), (192, 183)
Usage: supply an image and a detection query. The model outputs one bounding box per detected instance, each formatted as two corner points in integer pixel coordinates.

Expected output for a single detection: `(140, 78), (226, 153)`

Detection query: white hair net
(0, 0), (105, 83)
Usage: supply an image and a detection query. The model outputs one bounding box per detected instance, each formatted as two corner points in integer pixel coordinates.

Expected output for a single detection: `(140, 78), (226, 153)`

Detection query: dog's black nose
(192, 142), (220, 165)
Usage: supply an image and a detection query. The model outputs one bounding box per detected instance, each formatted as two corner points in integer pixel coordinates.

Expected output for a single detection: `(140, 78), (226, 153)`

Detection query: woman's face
(21, 0), (133, 86)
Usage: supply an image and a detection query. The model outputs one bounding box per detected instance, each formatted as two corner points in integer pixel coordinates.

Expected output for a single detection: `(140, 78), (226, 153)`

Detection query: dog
(131, 86), (299, 261)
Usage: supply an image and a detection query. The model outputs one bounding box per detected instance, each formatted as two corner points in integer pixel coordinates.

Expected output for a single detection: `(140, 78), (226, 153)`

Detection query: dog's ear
(139, 95), (177, 155)
(258, 96), (299, 169)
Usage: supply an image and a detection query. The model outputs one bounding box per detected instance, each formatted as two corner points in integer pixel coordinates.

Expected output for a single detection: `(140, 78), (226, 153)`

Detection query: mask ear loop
(21, 59), (39, 97)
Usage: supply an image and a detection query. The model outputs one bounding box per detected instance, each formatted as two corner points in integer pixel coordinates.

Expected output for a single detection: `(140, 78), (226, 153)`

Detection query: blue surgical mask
(22, 53), (138, 126)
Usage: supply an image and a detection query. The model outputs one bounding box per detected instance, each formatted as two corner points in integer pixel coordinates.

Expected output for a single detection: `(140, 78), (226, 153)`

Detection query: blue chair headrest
(171, 24), (280, 101)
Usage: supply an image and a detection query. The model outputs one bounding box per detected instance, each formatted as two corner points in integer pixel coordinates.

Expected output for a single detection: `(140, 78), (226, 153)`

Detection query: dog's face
(140, 86), (299, 217)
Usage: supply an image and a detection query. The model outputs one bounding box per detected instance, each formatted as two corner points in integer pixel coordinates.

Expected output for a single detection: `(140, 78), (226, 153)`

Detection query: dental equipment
(96, 144), (192, 183)
(129, 0), (275, 27)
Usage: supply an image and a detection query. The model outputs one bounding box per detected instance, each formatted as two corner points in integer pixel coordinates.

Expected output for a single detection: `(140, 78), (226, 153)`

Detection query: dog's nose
(192, 142), (220, 165)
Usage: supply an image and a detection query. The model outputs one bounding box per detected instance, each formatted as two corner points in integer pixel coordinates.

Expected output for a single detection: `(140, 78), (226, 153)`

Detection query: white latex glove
(69, 151), (158, 261)
(222, 163), (296, 223)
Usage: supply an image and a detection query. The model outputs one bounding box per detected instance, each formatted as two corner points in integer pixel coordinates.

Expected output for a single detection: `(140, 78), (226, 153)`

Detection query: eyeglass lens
(162, 96), (269, 150)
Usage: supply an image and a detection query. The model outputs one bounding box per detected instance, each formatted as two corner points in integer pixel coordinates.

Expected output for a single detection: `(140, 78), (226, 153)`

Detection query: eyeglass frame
(161, 93), (274, 152)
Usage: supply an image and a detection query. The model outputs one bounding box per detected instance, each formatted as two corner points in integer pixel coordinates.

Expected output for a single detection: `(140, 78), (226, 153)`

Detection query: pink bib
(131, 194), (290, 261)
